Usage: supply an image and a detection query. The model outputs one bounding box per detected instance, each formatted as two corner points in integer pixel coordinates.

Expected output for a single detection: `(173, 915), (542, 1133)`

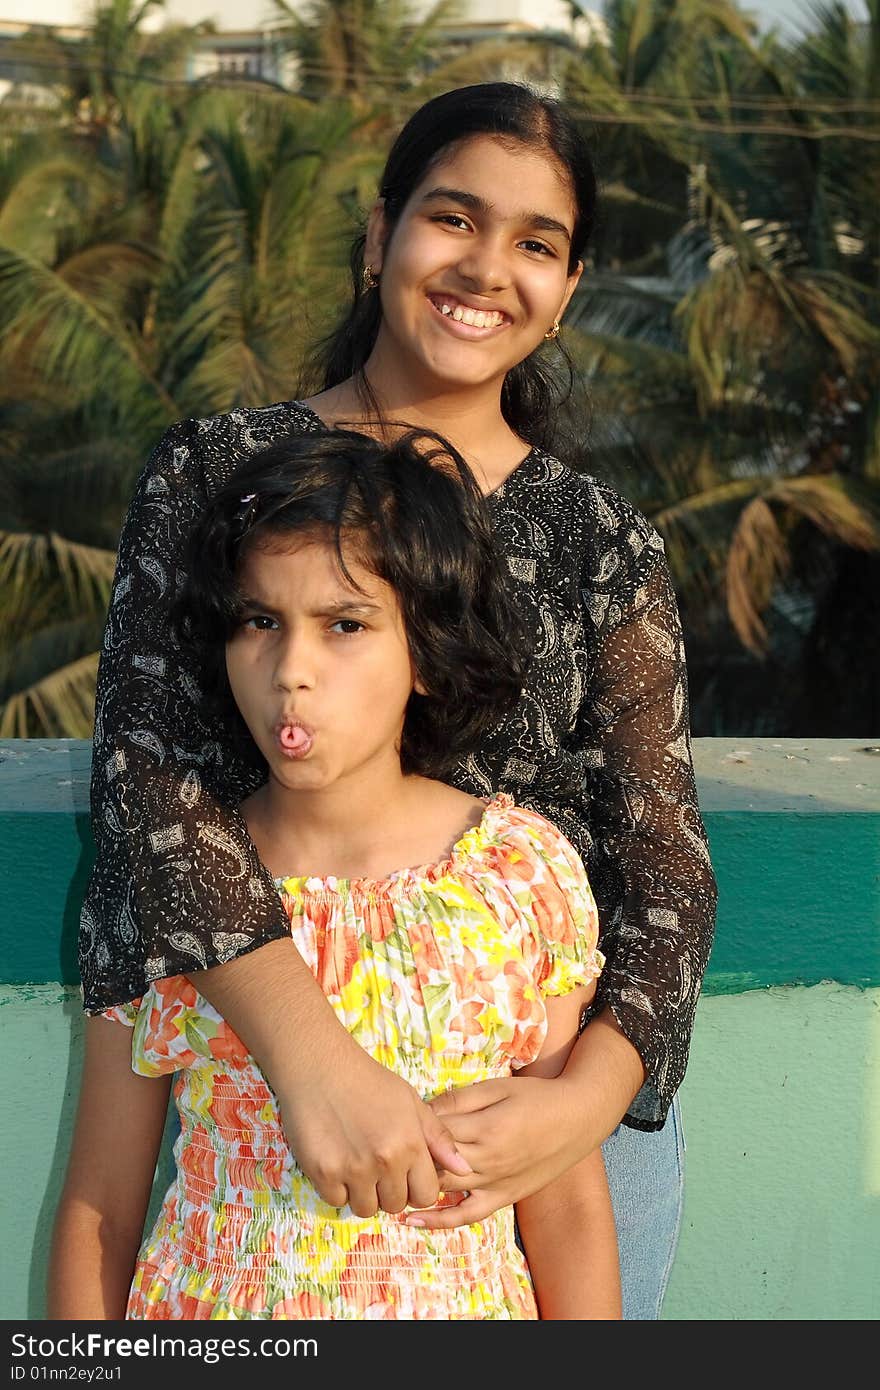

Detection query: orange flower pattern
(106, 796), (602, 1320)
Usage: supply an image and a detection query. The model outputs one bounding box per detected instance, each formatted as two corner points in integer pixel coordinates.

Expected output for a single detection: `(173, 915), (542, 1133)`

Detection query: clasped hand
(281, 1046), (581, 1228)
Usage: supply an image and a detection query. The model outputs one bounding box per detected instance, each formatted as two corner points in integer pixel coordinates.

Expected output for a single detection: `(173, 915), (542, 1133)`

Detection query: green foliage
(559, 0), (879, 732)
(1, 0), (877, 734)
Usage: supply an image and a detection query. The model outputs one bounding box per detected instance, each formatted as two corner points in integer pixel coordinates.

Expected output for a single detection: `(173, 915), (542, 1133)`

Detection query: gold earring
(544, 319), (560, 340)
(362, 264), (379, 292)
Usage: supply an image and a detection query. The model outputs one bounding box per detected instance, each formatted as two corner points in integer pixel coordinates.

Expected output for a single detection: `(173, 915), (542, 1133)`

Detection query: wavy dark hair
(175, 428), (533, 778)
(314, 82), (598, 453)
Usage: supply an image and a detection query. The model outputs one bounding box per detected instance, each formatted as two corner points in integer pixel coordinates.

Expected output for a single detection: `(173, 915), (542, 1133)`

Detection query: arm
(84, 419), (465, 1212)
(188, 942), (468, 1215)
(414, 541), (716, 1225)
(81, 416), (291, 1012)
(48, 1018), (171, 1319)
(412, 1005), (643, 1227)
(516, 1149), (620, 1320)
(577, 541), (717, 1126)
(516, 987), (621, 1320)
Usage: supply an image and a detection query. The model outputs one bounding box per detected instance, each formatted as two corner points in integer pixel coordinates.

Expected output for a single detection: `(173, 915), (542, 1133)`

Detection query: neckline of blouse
(273, 792), (514, 897)
(288, 400), (541, 502)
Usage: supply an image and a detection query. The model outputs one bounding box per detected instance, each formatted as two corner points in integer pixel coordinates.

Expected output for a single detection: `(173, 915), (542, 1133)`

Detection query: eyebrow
(420, 186), (572, 242)
(239, 596), (384, 618)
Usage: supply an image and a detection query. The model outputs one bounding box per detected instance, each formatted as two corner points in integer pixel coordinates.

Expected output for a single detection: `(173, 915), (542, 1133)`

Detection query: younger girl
(49, 428), (619, 1320)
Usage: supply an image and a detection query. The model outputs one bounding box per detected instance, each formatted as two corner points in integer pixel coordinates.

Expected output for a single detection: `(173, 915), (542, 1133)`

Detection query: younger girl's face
(365, 134), (583, 395)
(225, 533), (420, 800)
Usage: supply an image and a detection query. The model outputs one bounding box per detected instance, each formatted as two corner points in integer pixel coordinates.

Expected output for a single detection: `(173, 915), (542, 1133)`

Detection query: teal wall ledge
(1, 736), (878, 992)
(1, 736), (878, 1321)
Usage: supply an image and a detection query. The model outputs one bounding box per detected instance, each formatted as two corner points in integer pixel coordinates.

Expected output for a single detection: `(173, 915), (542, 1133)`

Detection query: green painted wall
(1, 738), (878, 1320)
(0, 985), (177, 1321)
(664, 984), (879, 1320)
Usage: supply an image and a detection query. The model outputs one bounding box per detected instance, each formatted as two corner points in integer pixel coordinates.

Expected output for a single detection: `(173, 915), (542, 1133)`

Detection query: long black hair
(315, 82), (598, 453)
(175, 427), (533, 778)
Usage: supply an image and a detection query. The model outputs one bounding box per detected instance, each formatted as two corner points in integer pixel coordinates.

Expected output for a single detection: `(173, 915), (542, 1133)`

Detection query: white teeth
(433, 298), (504, 327)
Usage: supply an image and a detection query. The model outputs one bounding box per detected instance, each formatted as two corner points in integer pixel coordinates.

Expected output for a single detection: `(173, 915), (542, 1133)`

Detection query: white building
(0, 1), (609, 95)
(0, 0), (605, 35)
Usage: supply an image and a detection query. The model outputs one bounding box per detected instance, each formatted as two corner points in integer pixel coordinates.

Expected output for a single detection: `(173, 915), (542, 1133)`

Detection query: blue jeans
(601, 1095), (685, 1320)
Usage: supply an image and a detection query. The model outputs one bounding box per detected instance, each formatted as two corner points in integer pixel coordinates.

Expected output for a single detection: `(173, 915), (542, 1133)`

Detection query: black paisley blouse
(80, 400), (717, 1130)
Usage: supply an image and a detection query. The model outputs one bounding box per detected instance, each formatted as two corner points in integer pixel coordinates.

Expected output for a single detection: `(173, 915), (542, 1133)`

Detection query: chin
(422, 354), (511, 391)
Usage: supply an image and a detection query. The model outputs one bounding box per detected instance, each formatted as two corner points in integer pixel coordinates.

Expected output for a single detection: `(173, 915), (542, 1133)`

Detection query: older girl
(77, 82), (716, 1319)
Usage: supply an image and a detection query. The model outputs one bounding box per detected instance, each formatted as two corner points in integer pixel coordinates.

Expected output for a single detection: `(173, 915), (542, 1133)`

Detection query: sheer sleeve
(578, 539), (717, 1129)
(79, 420), (289, 1014)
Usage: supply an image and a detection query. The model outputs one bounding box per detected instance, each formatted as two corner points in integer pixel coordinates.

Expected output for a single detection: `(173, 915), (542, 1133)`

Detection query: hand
(189, 939), (472, 1220)
(278, 1034), (472, 1218)
(404, 1075), (586, 1229)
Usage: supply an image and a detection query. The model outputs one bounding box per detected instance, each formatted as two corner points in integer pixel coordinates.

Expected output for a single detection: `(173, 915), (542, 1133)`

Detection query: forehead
(411, 134), (576, 229)
(239, 530), (388, 599)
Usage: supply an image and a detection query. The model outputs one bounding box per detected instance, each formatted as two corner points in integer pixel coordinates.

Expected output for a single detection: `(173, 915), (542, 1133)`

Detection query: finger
(405, 1148), (442, 1212)
(432, 1162), (484, 1193)
(422, 1109), (473, 1177)
(376, 1171), (410, 1215)
(404, 1189), (498, 1229)
(430, 1109), (496, 1148)
(308, 1174), (350, 1208)
(344, 1180), (379, 1218)
(428, 1080), (507, 1119)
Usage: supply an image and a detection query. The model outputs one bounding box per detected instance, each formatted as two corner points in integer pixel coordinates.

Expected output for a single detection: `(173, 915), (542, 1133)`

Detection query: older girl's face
(365, 135), (583, 395)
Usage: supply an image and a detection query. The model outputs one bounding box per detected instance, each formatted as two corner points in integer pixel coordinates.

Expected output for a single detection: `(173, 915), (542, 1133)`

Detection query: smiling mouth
(426, 294), (509, 330)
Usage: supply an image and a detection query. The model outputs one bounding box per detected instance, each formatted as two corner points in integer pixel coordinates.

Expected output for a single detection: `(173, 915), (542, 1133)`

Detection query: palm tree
(560, 0), (764, 272)
(0, 11), (368, 734)
(0, 102), (173, 735)
(271, 0), (558, 129)
(560, 3), (880, 733)
(3, 0), (878, 735)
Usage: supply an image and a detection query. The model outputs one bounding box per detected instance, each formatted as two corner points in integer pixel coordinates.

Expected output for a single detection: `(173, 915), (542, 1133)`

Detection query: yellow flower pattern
(105, 796), (603, 1320)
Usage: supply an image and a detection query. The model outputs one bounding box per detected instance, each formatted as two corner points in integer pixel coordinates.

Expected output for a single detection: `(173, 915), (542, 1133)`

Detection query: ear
(413, 673), (428, 697)
(364, 199), (389, 275)
(558, 259), (583, 322)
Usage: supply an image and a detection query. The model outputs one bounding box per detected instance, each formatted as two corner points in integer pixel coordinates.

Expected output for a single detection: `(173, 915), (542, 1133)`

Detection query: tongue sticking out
(280, 724), (310, 752)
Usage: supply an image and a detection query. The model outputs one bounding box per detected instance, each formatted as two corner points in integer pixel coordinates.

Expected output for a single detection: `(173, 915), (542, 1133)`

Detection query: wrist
(558, 1012), (646, 1152)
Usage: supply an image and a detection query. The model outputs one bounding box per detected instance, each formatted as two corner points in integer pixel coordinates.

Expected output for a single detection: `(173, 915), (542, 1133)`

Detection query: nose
(272, 629), (316, 692)
(455, 233), (511, 294)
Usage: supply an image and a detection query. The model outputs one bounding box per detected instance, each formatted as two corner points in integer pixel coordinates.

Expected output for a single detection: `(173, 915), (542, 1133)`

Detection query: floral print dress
(105, 796), (603, 1320)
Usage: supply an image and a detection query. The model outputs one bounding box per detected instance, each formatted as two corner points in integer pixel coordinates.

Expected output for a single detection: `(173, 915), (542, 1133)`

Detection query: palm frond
(769, 474), (880, 549)
(787, 274), (880, 376)
(0, 243), (176, 418)
(0, 530), (116, 619)
(0, 651), (98, 738)
(0, 152), (113, 257)
(726, 473), (880, 652)
(726, 494), (790, 652)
